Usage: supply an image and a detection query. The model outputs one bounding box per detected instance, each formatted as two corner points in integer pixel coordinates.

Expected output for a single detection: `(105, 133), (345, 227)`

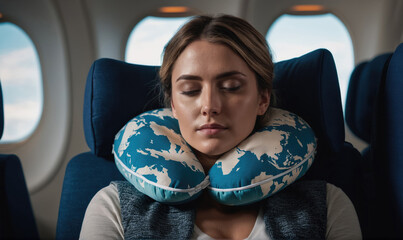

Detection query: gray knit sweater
(113, 180), (327, 240)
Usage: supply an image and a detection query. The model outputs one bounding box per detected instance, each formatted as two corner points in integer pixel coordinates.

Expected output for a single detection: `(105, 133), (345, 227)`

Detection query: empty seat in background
(345, 52), (393, 238)
(345, 53), (392, 157)
(370, 43), (403, 238)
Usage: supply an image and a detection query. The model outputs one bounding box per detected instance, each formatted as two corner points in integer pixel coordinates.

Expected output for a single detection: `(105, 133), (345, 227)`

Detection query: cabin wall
(0, 0), (402, 238)
(0, 1), (71, 238)
(29, 0), (93, 238)
(246, 0), (403, 152)
(246, 0), (403, 64)
(84, 0), (245, 60)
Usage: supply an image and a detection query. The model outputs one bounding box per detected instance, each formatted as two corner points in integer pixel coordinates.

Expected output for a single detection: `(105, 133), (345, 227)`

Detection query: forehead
(172, 40), (253, 78)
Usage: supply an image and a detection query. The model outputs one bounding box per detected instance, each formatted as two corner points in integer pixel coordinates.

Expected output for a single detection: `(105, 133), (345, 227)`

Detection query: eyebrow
(175, 71), (247, 82)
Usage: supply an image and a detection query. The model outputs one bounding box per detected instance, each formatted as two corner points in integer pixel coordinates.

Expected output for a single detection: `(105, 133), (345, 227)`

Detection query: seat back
(57, 49), (362, 239)
(0, 82), (39, 239)
(344, 53), (392, 238)
(370, 43), (403, 238)
(273, 49), (362, 208)
(345, 53), (392, 150)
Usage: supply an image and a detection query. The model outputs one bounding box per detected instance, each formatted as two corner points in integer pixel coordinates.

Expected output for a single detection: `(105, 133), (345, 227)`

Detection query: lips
(198, 123), (227, 135)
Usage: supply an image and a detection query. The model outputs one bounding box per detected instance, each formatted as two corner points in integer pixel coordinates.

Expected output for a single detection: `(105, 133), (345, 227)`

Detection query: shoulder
(88, 183), (121, 211)
(325, 182), (358, 215)
(79, 183), (123, 239)
(97, 183), (120, 200)
(325, 183), (362, 239)
(83, 183), (120, 214)
(326, 183), (350, 203)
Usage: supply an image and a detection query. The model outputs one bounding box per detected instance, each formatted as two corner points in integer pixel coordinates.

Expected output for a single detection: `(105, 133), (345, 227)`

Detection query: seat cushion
(0, 154), (39, 239)
(56, 152), (125, 240)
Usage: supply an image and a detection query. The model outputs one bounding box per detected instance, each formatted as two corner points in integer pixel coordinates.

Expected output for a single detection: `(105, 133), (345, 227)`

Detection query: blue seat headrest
(371, 43), (403, 236)
(273, 49), (344, 153)
(345, 53), (392, 142)
(83, 60), (163, 158)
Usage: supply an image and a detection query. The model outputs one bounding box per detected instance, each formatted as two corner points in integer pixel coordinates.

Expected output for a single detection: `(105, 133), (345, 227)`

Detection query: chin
(195, 145), (232, 160)
(189, 138), (238, 160)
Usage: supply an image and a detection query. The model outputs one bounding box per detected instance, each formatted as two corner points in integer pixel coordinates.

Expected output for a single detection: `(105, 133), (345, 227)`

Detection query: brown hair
(159, 14), (274, 128)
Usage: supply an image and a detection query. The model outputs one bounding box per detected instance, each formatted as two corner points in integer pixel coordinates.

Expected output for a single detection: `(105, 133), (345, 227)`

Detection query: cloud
(0, 44), (43, 142)
(125, 17), (189, 65)
(0, 47), (42, 86)
(1, 100), (42, 142)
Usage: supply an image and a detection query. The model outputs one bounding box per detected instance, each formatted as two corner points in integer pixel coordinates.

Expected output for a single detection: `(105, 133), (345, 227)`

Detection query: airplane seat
(345, 61), (368, 144)
(344, 53), (392, 238)
(56, 48), (362, 239)
(370, 43), (403, 238)
(345, 53), (393, 157)
(56, 60), (163, 240)
(0, 83), (39, 239)
(273, 49), (363, 222)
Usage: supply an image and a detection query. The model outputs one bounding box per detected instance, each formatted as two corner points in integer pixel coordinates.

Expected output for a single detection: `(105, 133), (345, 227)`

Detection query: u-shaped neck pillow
(113, 107), (316, 206)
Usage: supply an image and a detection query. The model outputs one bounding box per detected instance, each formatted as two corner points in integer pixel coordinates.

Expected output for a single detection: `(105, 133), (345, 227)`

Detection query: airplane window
(0, 22), (43, 143)
(266, 13), (354, 111)
(125, 16), (191, 66)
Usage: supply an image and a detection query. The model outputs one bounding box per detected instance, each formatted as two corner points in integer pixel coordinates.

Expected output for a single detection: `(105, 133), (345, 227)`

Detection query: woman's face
(171, 40), (269, 161)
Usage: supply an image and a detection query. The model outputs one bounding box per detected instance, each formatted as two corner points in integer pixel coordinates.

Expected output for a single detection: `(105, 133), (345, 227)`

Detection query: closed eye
(181, 89), (200, 96)
(221, 86), (241, 92)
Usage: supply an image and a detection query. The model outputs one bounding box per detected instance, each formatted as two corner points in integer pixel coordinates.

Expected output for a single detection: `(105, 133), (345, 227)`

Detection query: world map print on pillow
(113, 107), (316, 205)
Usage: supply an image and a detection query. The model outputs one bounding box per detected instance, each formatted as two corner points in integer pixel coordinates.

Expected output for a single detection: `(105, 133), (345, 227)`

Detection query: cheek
(228, 95), (261, 131)
(172, 98), (196, 135)
(229, 94), (260, 115)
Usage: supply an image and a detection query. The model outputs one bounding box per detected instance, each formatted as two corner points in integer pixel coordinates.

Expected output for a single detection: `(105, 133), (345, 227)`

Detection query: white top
(192, 206), (269, 240)
(80, 183), (362, 240)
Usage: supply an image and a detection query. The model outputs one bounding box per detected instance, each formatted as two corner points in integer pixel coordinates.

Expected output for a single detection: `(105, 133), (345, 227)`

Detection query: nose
(201, 86), (221, 117)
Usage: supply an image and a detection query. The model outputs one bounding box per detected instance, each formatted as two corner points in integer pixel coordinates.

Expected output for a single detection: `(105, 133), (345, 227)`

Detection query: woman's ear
(171, 100), (178, 118)
(258, 90), (270, 115)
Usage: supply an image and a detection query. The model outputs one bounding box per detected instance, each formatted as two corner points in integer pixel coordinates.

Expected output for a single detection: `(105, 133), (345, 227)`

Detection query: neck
(197, 191), (260, 213)
(195, 191), (260, 239)
(193, 149), (222, 173)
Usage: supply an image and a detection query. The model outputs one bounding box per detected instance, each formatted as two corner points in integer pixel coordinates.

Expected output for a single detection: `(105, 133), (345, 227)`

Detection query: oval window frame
(266, 11), (355, 111)
(124, 8), (197, 66)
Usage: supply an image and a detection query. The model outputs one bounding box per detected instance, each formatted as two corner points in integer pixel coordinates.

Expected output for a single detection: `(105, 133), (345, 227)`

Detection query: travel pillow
(113, 107), (316, 206)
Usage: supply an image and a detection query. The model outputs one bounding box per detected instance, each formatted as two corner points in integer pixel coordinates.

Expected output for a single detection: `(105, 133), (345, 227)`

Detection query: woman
(80, 14), (361, 239)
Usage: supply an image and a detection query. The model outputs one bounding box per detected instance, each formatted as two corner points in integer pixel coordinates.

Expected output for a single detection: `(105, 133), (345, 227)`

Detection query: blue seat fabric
(57, 152), (125, 239)
(344, 53), (392, 238)
(345, 53), (392, 144)
(370, 43), (403, 238)
(57, 49), (362, 239)
(345, 61), (368, 140)
(83, 61), (162, 159)
(273, 49), (362, 222)
(0, 155), (39, 240)
(57, 61), (163, 240)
